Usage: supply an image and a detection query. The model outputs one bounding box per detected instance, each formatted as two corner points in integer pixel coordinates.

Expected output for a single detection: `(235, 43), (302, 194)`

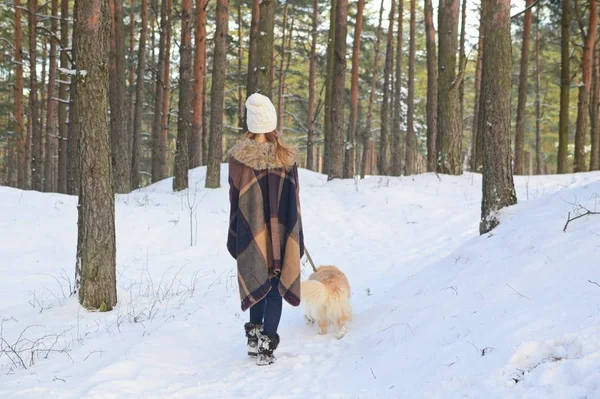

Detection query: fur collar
(229, 138), (294, 170)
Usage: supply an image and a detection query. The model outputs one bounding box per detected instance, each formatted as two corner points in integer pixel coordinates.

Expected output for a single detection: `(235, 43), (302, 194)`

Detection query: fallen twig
(506, 284), (531, 300)
(588, 280), (600, 288)
(563, 208), (600, 232)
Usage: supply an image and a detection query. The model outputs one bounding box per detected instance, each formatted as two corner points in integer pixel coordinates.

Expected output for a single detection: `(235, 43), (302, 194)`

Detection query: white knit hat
(245, 93), (277, 134)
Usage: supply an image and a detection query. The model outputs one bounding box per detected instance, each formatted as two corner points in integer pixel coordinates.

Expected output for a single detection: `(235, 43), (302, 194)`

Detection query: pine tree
(306, 0), (318, 171)
(44, 0), (59, 192)
(15, 0), (26, 189)
(514, 0), (534, 175)
(173, 0), (194, 191)
(480, 0), (516, 234)
(425, 0), (437, 172)
(328, 0), (348, 180)
(74, 0), (117, 311)
(557, 0), (570, 173)
(205, 0), (229, 189)
(29, 0), (42, 190)
(131, 0), (148, 189)
(191, 0), (206, 168)
(405, 0), (416, 175)
(471, 0), (486, 172)
(437, 0), (462, 175)
(391, 0), (403, 176)
(378, 0), (395, 175)
(344, 0), (364, 178)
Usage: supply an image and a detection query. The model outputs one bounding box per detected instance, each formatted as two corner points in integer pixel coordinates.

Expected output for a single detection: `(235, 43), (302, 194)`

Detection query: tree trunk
(378, 0), (395, 176)
(437, 0), (462, 175)
(277, 3), (289, 136)
(41, 41), (47, 179)
(57, 0), (69, 193)
(344, 0), (364, 178)
(67, 0), (80, 195)
(109, 0), (131, 193)
(591, 33), (600, 171)
(15, 0), (26, 189)
(574, 0), (597, 172)
(405, 0), (417, 175)
(391, 0), (403, 176)
(458, 0), (467, 121)
(247, 0), (275, 97)
(471, 0), (486, 172)
(160, 0), (173, 179)
(151, 0), (167, 182)
(131, 0), (148, 189)
(323, 0), (337, 174)
(29, 0), (42, 191)
(480, 0), (516, 234)
(191, 0), (206, 168)
(557, 0), (570, 173)
(245, 0), (260, 119)
(74, 0), (117, 311)
(513, 0), (533, 175)
(328, 0), (348, 180)
(205, 0), (229, 189)
(44, 0), (59, 192)
(306, 0), (318, 171)
(128, 0), (135, 141)
(173, 0), (194, 191)
(425, 0), (438, 172)
(535, 6), (543, 175)
(361, 0), (384, 178)
(237, 2), (244, 130)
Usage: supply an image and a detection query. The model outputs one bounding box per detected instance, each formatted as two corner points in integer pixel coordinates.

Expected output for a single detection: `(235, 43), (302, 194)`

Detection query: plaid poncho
(227, 139), (304, 311)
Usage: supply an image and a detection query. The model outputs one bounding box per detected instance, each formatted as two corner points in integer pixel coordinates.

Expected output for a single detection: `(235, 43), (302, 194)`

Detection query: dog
(301, 265), (352, 339)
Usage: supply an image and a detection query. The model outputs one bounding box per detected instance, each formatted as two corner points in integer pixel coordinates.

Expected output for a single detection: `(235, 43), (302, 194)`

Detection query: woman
(227, 93), (304, 366)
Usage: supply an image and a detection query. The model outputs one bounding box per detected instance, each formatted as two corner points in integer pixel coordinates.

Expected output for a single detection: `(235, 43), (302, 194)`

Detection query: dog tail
(301, 280), (328, 305)
(301, 280), (352, 324)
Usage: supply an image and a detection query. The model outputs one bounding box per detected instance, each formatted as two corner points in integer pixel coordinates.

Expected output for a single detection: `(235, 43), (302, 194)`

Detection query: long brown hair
(247, 131), (297, 168)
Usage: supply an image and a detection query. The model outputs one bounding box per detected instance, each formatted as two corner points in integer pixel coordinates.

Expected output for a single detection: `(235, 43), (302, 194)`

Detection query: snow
(0, 167), (599, 398)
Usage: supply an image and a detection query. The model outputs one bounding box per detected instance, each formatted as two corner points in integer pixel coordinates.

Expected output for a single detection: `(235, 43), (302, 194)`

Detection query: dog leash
(304, 247), (318, 273)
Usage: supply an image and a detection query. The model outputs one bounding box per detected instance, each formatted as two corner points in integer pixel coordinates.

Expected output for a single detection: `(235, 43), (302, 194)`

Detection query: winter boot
(244, 323), (262, 357)
(256, 330), (280, 366)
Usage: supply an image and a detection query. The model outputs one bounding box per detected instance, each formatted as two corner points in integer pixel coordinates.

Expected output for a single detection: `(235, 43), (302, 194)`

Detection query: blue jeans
(250, 278), (282, 335)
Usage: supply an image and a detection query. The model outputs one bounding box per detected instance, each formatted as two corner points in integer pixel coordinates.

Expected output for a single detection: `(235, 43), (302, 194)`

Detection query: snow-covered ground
(1, 166), (599, 398)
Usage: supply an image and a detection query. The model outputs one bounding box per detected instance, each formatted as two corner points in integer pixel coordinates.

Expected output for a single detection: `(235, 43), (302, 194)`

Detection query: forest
(0, 0), (598, 302)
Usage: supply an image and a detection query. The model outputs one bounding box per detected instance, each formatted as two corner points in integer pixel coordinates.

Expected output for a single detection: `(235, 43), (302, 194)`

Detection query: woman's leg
(262, 278), (283, 335)
(249, 297), (266, 325)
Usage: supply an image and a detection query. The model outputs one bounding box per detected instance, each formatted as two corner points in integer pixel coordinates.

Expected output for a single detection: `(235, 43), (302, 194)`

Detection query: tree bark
(425, 0), (438, 172)
(514, 0), (533, 175)
(306, 0), (318, 171)
(277, 3), (289, 136)
(471, 0), (486, 172)
(245, 0), (260, 114)
(405, 0), (417, 175)
(205, 0), (229, 189)
(159, 0), (173, 179)
(591, 33), (600, 170)
(29, 0), (42, 191)
(44, 0), (59, 192)
(128, 0), (135, 141)
(109, 0), (131, 193)
(574, 0), (597, 172)
(237, 2), (244, 130)
(252, 0), (275, 97)
(328, 0), (348, 180)
(344, 0), (364, 178)
(437, 0), (462, 175)
(15, 0), (26, 189)
(173, 0), (194, 191)
(323, 0), (337, 174)
(131, 0), (147, 189)
(557, 0), (570, 173)
(535, 6), (543, 175)
(41, 41), (47, 182)
(391, 0), (403, 176)
(191, 0), (206, 168)
(57, 0), (69, 193)
(480, 0), (516, 234)
(379, 0), (395, 176)
(458, 0), (467, 121)
(151, 0), (167, 181)
(67, 0), (80, 195)
(361, 0), (385, 178)
(74, 0), (117, 311)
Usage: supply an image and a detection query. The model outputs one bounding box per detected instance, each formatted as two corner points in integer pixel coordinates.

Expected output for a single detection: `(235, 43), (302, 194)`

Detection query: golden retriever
(301, 266), (352, 339)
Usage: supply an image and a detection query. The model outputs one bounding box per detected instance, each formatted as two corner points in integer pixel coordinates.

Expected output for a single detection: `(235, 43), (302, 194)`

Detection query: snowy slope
(0, 167), (599, 398)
